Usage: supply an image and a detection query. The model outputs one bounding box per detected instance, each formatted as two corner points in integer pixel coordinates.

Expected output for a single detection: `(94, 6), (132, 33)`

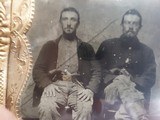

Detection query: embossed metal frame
(0, 0), (35, 119)
(1, 0), (160, 120)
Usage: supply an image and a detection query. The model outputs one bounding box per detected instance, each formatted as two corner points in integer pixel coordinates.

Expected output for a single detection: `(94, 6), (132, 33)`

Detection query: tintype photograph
(19, 0), (160, 120)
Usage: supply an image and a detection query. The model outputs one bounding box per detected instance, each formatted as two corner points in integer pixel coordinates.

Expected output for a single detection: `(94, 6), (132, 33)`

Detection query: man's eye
(71, 18), (77, 21)
(124, 21), (130, 24)
(133, 22), (139, 26)
(62, 18), (68, 21)
(123, 21), (128, 25)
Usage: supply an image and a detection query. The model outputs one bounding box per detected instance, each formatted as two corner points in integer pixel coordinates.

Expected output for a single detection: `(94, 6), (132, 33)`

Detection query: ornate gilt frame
(0, 0), (34, 119)
(0, 0), (160, 120)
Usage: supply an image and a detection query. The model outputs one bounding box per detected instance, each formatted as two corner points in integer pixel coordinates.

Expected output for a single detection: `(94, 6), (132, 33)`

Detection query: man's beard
(120, 33), (140, 49)
(63, 30), (77, 41)
(123, 29), (137, 38)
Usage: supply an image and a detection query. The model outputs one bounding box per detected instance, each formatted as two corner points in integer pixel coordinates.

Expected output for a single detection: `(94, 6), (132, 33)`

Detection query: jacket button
(129, 47), (132, 50)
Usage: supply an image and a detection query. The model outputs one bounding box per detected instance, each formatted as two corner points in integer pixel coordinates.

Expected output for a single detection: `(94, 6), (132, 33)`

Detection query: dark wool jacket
(32, 36), (101, 107)
(96, 36), (156, 107)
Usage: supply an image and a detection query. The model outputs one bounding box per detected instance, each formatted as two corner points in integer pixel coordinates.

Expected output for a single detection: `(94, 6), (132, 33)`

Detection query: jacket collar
(56, 35), (82, 47)
(119, 34), (141, 50)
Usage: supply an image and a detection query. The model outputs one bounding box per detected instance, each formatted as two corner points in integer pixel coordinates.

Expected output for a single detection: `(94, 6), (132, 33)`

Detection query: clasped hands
(43, 69), (93, 102)
(110, 68), (130, 76)
(43, 69), (73, 97)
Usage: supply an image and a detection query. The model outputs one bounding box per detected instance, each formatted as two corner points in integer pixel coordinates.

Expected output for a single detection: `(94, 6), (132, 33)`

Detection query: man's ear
(76, 22), (80, 28)
(59, 20), (63, 30)
(137, 25), (142, 33)
(120, 23), (124, 29)
(59, 19), (62, 25)
(139, 24), (142, 29)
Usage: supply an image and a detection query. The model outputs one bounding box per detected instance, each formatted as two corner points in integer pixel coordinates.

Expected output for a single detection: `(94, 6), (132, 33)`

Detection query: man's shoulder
(42, 36), (61, 47)
(77, 39), (95, 59)
(80, 41), (92, 47)
(139, 42), (154, 53)
(44, 40), (55, 46)
(78, 39), (93, 49)
(100, 38), (119, 46)
(41, 41), (56, 51)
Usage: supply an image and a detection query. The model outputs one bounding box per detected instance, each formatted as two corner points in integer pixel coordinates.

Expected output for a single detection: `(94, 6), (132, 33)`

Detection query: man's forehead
(61, 11), (78, 18)
(124, 14), (140, 22)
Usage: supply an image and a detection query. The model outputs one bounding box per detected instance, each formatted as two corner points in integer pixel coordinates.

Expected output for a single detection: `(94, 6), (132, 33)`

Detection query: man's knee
(38, 95), (60, 116)
(114, 105), (131, 120)
(115, 101), (148, 120)
(79, 100), (93, 114)
(73, 102), (92, 120)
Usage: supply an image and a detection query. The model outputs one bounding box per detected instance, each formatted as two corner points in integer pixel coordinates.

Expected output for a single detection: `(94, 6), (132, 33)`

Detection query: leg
(68, 83), (93, 120)
(104, 84), (119, 120)
(115, 102), (148, 120)
(115, 104), (132, 120)
(38, 81), (69, 120)
(73, 98), (93, 120)
(114, 75), (148, 120)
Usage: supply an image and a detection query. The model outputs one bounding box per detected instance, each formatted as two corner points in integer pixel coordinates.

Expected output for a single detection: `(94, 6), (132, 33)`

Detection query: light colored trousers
(104, 75), (148, 120)
(38, 80), (93, 120)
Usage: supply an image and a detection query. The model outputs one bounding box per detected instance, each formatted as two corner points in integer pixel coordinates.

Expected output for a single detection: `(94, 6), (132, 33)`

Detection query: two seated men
(33, 7), (156, 120)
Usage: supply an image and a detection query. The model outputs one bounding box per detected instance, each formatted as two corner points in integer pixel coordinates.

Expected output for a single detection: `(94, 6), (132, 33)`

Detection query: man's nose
(129, 24), (134, 30)
(67, 20), (71, 26)
(128, 23), (134, 30)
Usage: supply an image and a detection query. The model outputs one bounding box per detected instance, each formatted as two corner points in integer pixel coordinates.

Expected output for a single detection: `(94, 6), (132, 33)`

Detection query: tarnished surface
(0, 1), (10, 106)
(21, 0), (160, 119)
(0, 0), (160, 119)
(0, 0), (34, 119)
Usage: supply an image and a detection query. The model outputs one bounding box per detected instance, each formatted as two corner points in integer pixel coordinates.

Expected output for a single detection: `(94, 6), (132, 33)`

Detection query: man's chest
(107, 44), (144, 72)
(57, 39), (78, 73)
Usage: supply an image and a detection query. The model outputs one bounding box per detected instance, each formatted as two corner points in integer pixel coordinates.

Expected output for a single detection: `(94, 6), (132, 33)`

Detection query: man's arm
(32, 41), (55, 88)
(132, 48), (156, 91)
(77, 42), (101, 93)
(96, 40), (117, 86)
(86, 59), (101, 93)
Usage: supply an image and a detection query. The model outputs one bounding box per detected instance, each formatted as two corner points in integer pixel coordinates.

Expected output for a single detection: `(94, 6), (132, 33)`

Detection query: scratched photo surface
(20, 0), (160, 119)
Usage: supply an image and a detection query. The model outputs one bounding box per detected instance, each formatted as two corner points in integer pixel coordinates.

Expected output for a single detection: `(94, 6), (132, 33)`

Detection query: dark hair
(121, 9), (142, 27)
(60, 7), (80, 24)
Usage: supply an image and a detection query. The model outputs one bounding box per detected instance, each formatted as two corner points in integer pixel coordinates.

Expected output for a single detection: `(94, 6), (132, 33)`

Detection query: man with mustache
(96, 9), (156, 120)
(32, 7), (100, 120)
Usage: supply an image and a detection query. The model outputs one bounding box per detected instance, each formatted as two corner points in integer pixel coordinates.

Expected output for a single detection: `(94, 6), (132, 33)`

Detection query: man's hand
(49, 69), (63, 81)
(110, 68), (131, 76)
(42, 84), (60, 97)
(110, 68), (121, 75)
(0, 106), (16, 120)
(78, 89), (93, 102)
(120, 68), (130, 76)
(62, 69), (72, 81)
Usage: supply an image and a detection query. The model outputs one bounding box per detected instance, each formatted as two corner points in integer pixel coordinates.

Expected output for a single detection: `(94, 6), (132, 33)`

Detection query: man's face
(122, 14), (141, 38)
(60, 11), (79, 34)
